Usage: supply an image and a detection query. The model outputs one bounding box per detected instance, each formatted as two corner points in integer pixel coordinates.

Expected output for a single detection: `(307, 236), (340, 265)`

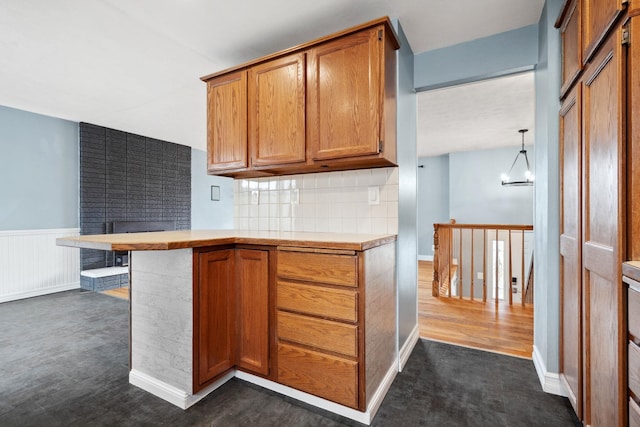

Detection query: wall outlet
(291, 188), (299, 205)
(250, 190), (259, 205)
(477, 272), (483, 280)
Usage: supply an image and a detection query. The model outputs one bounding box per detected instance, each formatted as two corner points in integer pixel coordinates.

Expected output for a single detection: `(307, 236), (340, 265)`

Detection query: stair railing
(432, 221), (534, 306)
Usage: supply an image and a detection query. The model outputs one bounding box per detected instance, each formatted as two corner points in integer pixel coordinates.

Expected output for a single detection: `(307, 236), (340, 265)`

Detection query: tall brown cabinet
(558, 0), (640, 425)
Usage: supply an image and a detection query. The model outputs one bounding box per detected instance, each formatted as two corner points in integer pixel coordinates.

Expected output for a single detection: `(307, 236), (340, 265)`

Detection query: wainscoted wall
(0, 228), (80, 303)
(80, 123), (191, 271)
(234, 168), (399, 234)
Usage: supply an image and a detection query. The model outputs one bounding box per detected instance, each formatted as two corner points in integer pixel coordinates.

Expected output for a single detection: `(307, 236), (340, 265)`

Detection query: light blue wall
(394, 20), (418, 354)
(191, 149), (234, 229)
(417, 155), (449, 256)
(449, 146), (534, 224)
(0, 105), (79, 230)
(414, 25), (539, 90)
(534, 0), (562, 374)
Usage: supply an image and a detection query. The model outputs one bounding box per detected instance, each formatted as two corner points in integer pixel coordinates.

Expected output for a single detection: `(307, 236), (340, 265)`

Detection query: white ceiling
(417, 72), (536, 158)
(0, 0), (544, 152)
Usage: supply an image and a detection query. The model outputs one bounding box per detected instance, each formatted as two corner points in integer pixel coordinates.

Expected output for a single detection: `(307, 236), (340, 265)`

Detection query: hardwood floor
(101, 286), (129, 300)
(418, 260), (534, 359)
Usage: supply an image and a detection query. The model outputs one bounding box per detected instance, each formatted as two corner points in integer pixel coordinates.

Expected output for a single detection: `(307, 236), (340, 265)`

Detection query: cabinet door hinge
(378, 29), (383, 41)
(379, 140), (384, 152)
(623, 27), (630, 46)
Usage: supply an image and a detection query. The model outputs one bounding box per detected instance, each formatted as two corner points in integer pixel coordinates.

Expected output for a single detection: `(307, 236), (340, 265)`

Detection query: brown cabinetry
(235, 248), (270, 376)
(206, 72), (248, 172)
(193, 247), (271, 391)
(558, 4), (635, 423)
(201, 17), (399, 177)
(275, 248), (361, 409)
(248, 53), (306, 169)
(194, 249), (235, 390)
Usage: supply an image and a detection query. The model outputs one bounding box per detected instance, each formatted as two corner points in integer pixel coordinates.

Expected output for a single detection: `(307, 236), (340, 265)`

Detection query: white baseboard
(129, 369), (235, 409)
(0, 282), (80, 304)
(532, 345), (567, 397)
(398, 324), (420, 371)
(236, 361), (398, 426)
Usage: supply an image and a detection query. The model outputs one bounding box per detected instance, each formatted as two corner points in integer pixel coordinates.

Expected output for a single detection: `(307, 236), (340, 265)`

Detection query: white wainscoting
(0, 228), (80, 303)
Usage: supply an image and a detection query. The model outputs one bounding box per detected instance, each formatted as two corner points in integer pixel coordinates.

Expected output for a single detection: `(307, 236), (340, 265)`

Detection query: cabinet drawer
(277, 280), (357, 322)
(277, 343), (358, 408)
(277, 310), (357, 357)
(278, 250), (357, 287)
(628, 279), (640, 341)
(631, 398), (640, 427)
(630, 341), (640, 398)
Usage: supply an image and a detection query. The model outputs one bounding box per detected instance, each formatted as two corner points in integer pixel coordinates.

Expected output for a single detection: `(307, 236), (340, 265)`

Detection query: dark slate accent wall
(79, 123), (191, 271)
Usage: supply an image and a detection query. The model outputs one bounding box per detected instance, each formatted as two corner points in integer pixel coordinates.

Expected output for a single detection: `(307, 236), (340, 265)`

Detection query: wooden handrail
(432, 221), (534, 306)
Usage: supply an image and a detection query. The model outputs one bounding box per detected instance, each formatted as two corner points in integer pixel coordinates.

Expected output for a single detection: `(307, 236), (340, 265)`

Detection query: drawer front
(277, 343), (358, 408)
(277, 280), (357, 322)
(629, 282), (640, 341)
(277, 310), (357, 357)
(632, 398), (640, 427)
(278, 251), (357, 287)
(630, 341), (640, 398)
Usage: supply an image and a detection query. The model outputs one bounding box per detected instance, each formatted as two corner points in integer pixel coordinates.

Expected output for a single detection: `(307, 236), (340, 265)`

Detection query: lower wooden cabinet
(276, 247), (366, 410)
(193, 247), (271, 391)
(193, 242), (396, 410)
(235, 248), (270, 375)
(194, 249), (235, 390)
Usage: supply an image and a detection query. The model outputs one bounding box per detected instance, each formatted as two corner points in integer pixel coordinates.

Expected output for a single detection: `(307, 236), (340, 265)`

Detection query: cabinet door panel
(559, 84), (582, 417)
(559, 0), (582, 95)
(582, 30), (624, 427)
(207, 71), (248, 171)
(582, 0), (625, 62)
(307, 27), (382, 160)
(249, 53), (306, 167)
(236, 249), (270, 375)
(196, 250), (235, 388)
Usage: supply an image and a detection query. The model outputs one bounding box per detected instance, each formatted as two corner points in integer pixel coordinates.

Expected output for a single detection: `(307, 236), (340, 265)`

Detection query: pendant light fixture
(501, 129), (534, 186)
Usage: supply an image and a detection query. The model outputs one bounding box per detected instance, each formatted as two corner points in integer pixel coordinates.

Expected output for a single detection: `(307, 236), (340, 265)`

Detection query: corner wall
(394, 20), (419, 365)
(533, 0), (563, 389)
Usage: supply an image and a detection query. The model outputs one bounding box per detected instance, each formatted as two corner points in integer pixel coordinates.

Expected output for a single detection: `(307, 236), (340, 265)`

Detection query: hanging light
(501, 129), (534, 186)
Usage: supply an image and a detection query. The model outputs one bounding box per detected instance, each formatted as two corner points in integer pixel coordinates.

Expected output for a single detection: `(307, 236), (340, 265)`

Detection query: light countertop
(56, 229), (397, 252)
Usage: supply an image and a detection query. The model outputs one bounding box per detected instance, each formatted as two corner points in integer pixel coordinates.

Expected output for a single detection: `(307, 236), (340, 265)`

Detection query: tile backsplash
(234, 168), (399, 234)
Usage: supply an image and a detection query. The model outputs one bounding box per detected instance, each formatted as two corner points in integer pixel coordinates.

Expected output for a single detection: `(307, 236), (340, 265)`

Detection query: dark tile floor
(0, 290), (580, 426)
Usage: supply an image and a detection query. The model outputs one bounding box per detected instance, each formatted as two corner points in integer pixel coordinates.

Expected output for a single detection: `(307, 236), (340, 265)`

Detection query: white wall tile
(233, 167), (399, 235)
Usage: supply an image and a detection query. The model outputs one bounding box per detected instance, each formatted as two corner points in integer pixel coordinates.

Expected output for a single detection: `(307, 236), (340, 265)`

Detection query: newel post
(432, 224), (440, 297)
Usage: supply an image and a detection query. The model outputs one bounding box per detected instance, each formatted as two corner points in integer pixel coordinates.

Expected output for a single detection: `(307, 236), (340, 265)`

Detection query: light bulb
(524, 170), (532, 179)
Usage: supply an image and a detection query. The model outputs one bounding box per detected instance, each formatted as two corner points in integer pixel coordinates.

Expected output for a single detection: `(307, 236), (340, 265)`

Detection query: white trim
(0, 227), (80, 236)
(364, 362), (398, 421)
(398, 323), (420, 371)
(532, 345), (567, 397)
(129, 369), (235, 410)
(235, 367), (396, 425)
(0, 282), (80, 304)
(418, 254), (433, 262)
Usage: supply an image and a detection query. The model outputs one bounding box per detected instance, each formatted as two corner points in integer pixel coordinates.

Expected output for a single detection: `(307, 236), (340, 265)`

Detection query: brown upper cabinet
(582, 0), (626, 62)
(201, 17), (399, 178)
(556, 0), (628, 99)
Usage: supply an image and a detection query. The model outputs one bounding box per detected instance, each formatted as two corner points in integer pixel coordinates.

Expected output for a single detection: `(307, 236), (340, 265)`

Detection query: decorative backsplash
(234, 167), (399, 234)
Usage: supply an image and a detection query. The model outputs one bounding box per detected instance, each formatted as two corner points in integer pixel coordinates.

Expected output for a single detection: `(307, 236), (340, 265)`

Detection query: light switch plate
(291, 188), (299, 205)
(251, 190), (260, 205)
(368, 186), (380, 205)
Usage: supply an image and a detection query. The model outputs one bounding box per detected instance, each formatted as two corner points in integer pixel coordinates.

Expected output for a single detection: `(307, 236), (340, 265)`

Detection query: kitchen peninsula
(57, 230), (397, 424)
